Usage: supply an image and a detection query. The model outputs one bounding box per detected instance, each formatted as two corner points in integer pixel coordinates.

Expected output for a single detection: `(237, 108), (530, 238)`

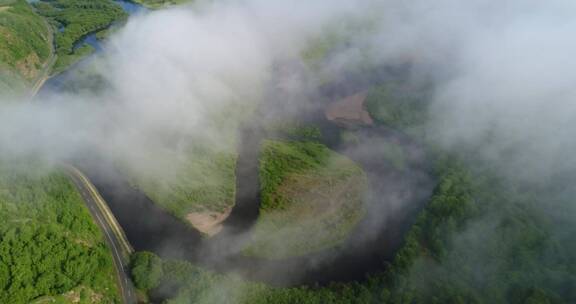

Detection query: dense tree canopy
(0, 161), (119, 303)
(146, 156), (575, 304)
(33, 0), (127, 74)
(130, 251), (164, 291)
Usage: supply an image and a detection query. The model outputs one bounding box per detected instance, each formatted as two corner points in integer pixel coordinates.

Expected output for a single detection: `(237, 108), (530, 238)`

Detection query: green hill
(244, 140), (367, 259)
(0, 0), (52, 95)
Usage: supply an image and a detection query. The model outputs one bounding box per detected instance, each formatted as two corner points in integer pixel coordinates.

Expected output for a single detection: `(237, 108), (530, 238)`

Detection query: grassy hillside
(33, 0), (127, 74)
(0, 161), (120, 303)
(244, 140), (366, 259)
(0, 0), (52, 95)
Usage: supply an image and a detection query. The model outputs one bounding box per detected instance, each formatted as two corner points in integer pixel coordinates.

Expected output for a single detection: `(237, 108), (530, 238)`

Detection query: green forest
(129, 73), (576, 303)
(0, 161), (119, 303)
(33, 0), (126, 74)
(129, 151), (576, 304)
(0, 0), (574, 303)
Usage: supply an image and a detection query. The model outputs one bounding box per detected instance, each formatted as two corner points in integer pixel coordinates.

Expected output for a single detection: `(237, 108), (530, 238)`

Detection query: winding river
(72, 97), (434, 292)
(37, 0), (146, 96)
(38, 0), (436, 298)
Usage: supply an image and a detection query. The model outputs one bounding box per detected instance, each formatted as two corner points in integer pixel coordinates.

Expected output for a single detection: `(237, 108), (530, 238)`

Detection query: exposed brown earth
(186, 207), (232, 236)
(325, 91), (374, 126)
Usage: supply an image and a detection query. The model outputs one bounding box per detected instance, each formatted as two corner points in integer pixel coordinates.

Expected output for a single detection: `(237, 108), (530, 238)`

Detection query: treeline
(0, 161), (119, 303)
(359, 74), (575, 302)
(374, 157), (576, 303)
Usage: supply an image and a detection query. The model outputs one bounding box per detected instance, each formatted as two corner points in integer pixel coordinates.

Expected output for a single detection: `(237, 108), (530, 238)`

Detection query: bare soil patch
(325, 91), (374, 126)
(186, 207), (232, 236)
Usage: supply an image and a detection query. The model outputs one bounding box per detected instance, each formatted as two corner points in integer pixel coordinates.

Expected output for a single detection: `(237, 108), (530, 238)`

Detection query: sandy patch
(186, 207), (232, 236)
(0, 7), (10, 13)
(325, 91), (374, 126)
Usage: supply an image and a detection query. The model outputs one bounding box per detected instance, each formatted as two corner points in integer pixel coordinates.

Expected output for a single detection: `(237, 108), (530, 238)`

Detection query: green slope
(0, 0), (51, 95)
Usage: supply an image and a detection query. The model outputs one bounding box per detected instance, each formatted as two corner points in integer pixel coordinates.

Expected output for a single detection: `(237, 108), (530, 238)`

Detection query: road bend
(63, 165), (137, 304)
(28, 18), (136, 302)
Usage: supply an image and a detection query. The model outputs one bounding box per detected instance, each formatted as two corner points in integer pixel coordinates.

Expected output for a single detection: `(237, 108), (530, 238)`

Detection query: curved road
(28, 12), (56, 99)
(32, 56), (137, 303)
(29, 1), (144, 302)
(64, 166), (137, 304)
(30, 17), (138, 304)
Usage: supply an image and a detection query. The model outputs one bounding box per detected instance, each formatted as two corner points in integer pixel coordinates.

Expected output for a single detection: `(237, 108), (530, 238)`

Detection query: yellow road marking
(65, 165), (134, 256)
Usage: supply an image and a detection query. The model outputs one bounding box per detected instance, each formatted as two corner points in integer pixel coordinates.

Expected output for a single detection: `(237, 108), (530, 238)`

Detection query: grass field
(0, 0), (51, 94)
(0, 160), (119, 303)
(244, 140), (367, 259)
